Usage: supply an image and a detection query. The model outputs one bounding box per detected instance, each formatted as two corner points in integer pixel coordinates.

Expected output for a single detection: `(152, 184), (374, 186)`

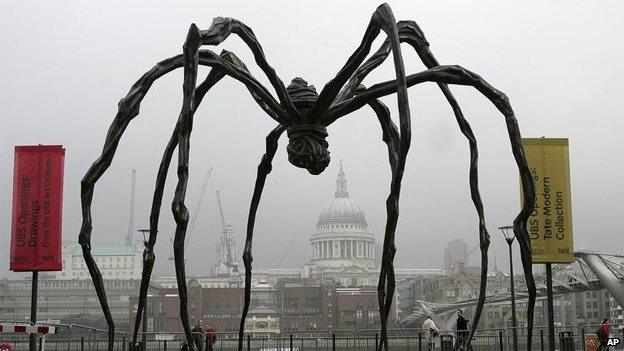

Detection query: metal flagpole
(30, 270), (38, 351)
(546, 263), (555, 351)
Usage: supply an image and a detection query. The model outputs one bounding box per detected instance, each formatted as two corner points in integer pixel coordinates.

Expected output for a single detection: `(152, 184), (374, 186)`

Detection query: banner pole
(30, 270), (39, 351)
(546, 263), (555, 351)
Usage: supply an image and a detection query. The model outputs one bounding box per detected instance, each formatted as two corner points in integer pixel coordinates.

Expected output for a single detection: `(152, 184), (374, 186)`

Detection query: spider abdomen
(286, 124), (330, 175)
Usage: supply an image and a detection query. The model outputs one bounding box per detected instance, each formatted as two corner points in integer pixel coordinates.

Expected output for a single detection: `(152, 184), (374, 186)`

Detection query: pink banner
(10, 145), (65, 271)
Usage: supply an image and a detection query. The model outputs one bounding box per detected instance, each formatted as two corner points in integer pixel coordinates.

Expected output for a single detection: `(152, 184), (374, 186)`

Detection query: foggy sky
(1, 0), (623, 279)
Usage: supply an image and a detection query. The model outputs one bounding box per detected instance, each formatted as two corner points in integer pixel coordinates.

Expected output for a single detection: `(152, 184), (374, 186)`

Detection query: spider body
(285, 78), (331, 174)
(79, 4), (538, 351)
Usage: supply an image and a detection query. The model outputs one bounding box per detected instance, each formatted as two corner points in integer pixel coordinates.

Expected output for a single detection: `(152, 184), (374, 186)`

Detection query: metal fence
(0, 321), (128, 351)
(1, 324), (623, 351)
(507, 324), (624, 351)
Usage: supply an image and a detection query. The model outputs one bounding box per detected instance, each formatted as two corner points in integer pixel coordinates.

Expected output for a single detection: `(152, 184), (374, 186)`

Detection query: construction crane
(216, 190), (238, 273)
(275, 241), (295, 268)
(126, 169), (136, 246)
(168, 167), (213, 260)
(216, 190), (227, 235)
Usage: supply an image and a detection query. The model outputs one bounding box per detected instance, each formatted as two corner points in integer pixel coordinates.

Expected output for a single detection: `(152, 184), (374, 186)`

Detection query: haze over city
(1, 0), (623, 279)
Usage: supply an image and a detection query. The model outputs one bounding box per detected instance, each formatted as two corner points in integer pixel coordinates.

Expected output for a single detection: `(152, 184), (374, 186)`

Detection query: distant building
(334, 287), (390, 330)
(130, 277), (393, 335)
(445, 239), (468, 272)
(0, 277), (145, 331)
(129, 280), (245, 334)
(244, 316), (280, 338)
(610, 295), (624, 326)
(308, 163), (377, 286)
(52, 241), (144, 280)
(578, 290), (612, 325)
(1, 240), (146, 330)
(152, 275), (242, 289)
(399, 262), (617, 330)
(478, 289), (613, 331)
(276, 278), (332, 333)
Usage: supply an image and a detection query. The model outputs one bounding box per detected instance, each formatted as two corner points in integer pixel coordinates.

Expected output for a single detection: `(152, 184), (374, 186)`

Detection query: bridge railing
(1, 325), (622, 350)
(508, 324), (624, 351)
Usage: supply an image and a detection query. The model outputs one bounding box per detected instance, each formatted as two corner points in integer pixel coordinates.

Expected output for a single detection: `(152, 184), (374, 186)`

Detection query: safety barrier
(0, 324), (622, 350)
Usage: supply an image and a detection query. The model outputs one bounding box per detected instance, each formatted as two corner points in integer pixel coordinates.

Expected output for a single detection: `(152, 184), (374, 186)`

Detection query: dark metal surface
(29, 271), (38, 351)
(238, 125), (285, 351)
(546, 263), (556, 351)
(79, 4), (536, 351)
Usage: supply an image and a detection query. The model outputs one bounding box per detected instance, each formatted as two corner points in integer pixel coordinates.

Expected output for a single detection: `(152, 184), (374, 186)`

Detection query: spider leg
(396, 24), (496, 349)
(342, 87), (400, 351)
(368, 96), (399, 173)
(335, 21), (497, 349)
(334, 21), (435, 104)
(130, 128), (177, 351)
(130, 54), (234, 348)
(312, 13), (418, 345)
(173, 28), (290, 351)
(217, 50), (284, 122)
(198, 17), (300, 119)
(79, 53), (199, 351)
(361, 7), (411, 351)
(80, 48), (283, 351)
(316, 5), (412, 349)
(335, 42), (391, 103)
(312, 4), (411, 117)
(335, 65), (536, 348)
(169, 24), (204, 351)
(365, 96), (400, 351)
(238, 125), (285, 351)
(175, 27), (297, 349)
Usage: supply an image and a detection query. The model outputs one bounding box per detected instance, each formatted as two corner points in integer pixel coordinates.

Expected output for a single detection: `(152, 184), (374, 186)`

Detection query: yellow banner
(522, 138), (574, 263)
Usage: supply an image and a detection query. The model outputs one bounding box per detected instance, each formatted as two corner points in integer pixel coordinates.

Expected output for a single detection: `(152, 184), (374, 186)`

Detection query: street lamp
(499, 225), (519, 351)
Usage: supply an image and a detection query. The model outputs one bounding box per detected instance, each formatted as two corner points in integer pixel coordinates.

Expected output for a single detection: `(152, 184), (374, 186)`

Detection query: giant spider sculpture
(79, 4), (537, 351)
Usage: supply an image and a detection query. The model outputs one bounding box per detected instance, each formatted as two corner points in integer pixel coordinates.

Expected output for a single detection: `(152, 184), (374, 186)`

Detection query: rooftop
(71, 245), (138, 256)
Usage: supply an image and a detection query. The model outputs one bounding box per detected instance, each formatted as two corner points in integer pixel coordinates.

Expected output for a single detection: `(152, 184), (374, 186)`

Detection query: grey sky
(1, 0), (623, 278)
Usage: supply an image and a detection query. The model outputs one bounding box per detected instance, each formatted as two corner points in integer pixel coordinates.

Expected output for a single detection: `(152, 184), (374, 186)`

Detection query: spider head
(286, 78), (330, 175)
(287, 77), (318, 113)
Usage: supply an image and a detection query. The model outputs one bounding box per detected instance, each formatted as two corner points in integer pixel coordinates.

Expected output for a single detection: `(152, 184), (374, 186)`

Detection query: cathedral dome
(317, 163), (367, 226)
(318, 198), (366, 225)
(309, 162), (376, 272)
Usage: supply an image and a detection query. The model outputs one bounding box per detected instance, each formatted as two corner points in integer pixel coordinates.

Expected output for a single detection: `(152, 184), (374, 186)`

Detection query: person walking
(422, 315), (439, 351)
(456, 309), (469, 348)
(191, 319), (206, 351)
(205, 324), (217, 351)
(596, 318), (610, 351)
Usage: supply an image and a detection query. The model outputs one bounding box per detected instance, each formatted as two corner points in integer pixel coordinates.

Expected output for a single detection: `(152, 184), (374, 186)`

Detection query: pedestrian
(422, 315), (439, 351)
(205, 324), (217, 351)
(456, 309), (469, 348)
(596, 318), (610, 351)
(191, 319), (205, 351)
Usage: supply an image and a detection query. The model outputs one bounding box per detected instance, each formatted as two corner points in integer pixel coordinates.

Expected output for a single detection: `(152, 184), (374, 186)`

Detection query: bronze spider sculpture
(78, 3), (537, 351)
